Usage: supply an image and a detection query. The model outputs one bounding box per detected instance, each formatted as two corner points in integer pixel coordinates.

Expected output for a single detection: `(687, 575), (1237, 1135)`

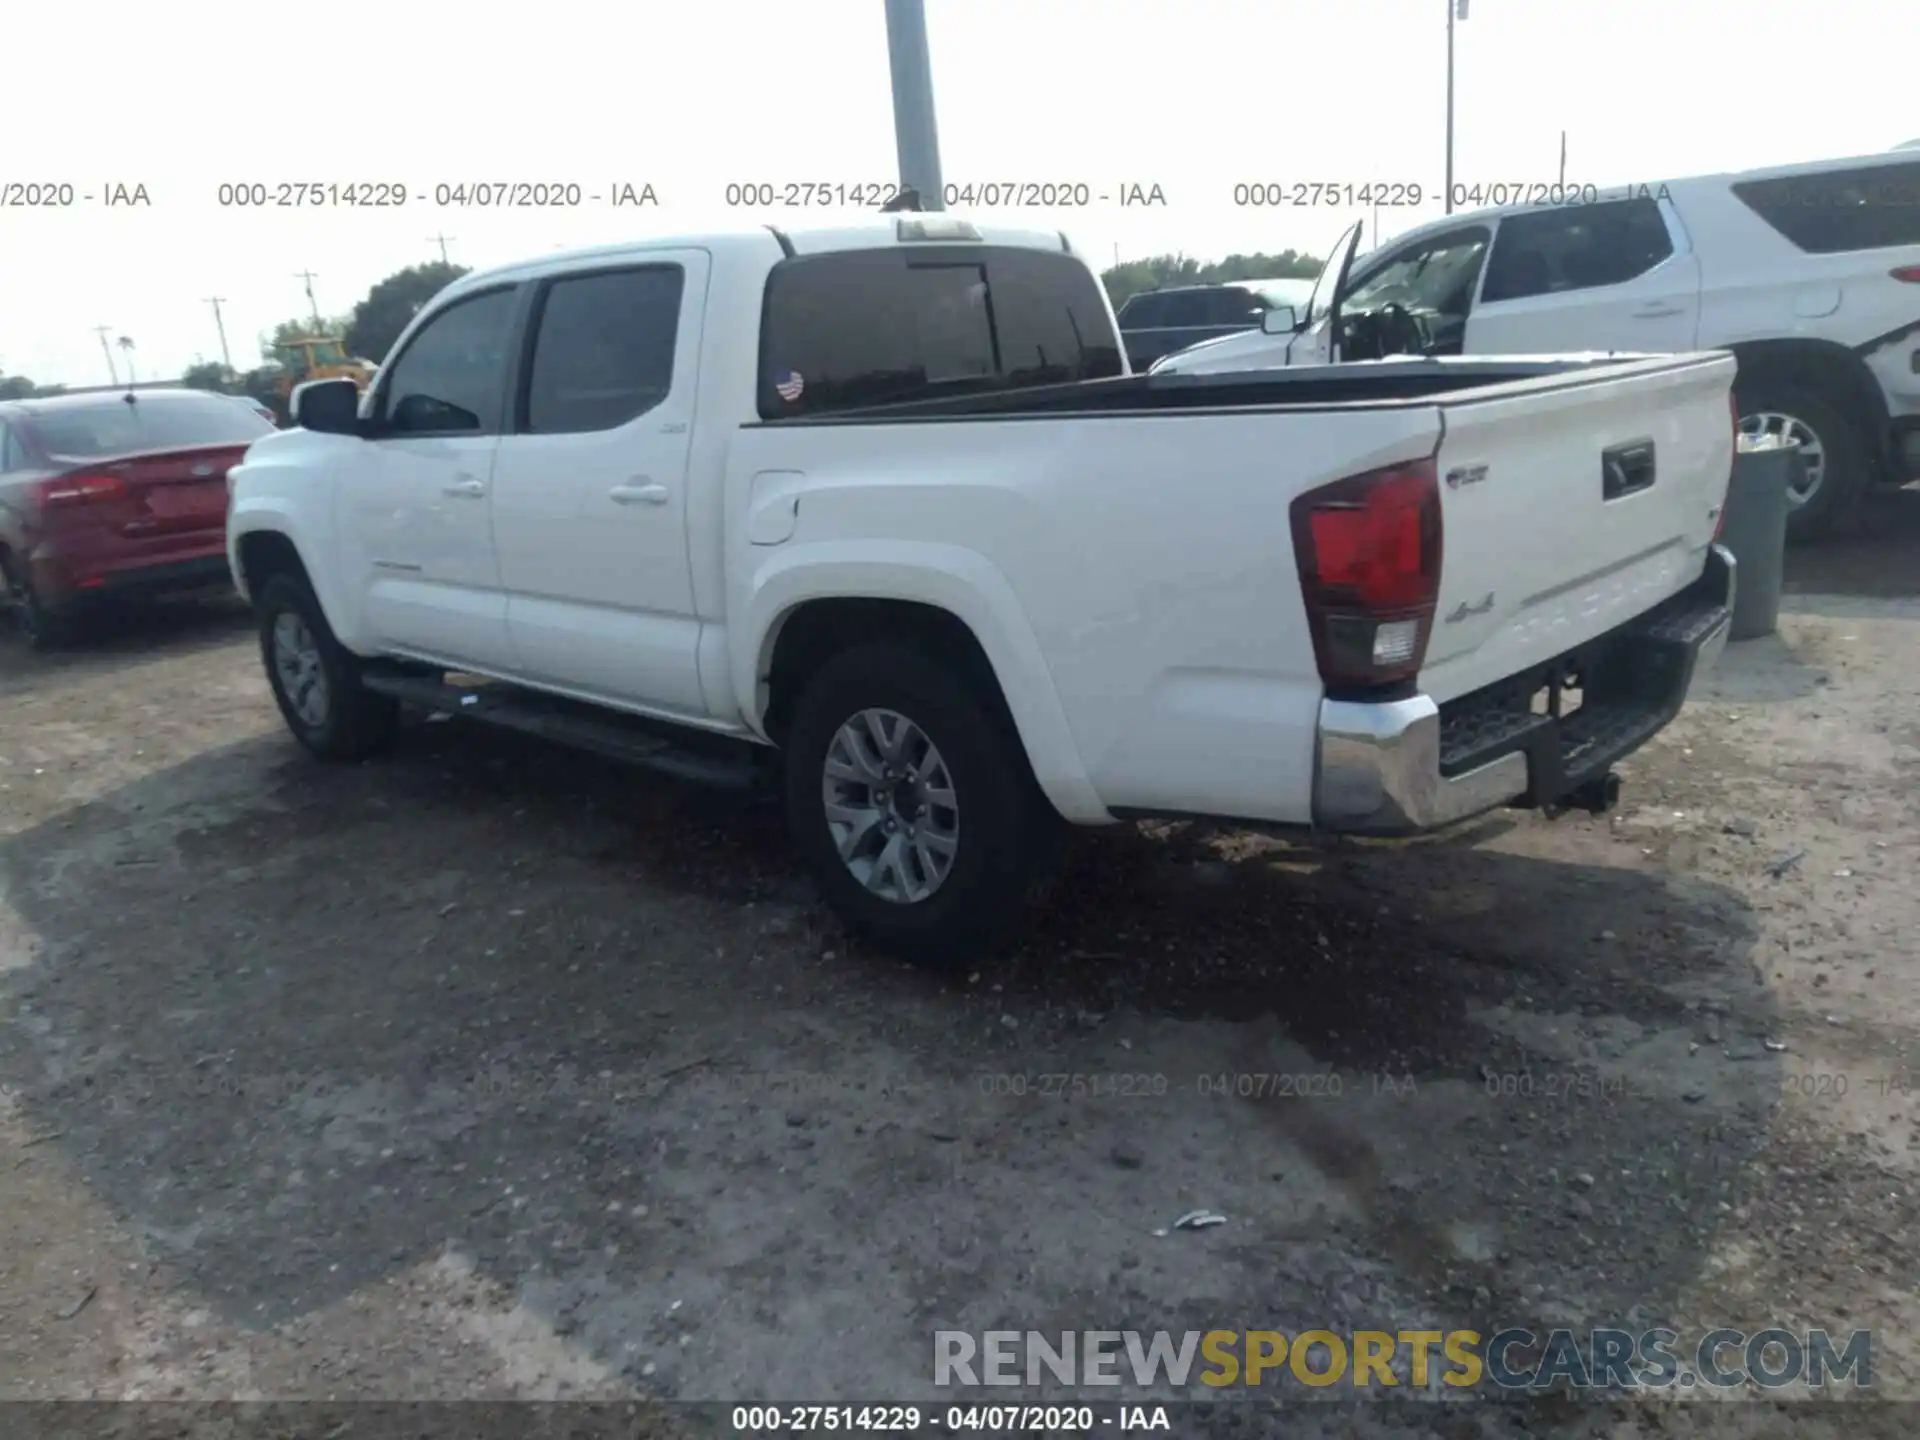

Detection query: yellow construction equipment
(274, 337), (377, 400)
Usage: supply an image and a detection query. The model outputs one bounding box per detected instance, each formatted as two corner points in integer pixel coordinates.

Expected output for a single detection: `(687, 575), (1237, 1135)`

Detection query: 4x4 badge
(1445, 463), (1488, 490)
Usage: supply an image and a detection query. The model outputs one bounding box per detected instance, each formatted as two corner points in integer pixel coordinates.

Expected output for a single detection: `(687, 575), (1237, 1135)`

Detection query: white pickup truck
(227, 216), (1736, 964)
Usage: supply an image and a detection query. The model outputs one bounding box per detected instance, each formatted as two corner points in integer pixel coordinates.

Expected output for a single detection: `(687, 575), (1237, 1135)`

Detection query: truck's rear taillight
(1891, 264), (1920, 283)
(1290, 458), (1442, 692)
(1715, 390), (1738, 540)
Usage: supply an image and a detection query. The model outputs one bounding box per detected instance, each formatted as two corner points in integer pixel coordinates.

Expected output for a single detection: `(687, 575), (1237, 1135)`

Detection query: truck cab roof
(447, 217), (1081, 297)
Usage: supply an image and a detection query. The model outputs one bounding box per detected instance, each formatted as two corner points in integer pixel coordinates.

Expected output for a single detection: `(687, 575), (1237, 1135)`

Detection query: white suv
(1156, 150), (1920, 540)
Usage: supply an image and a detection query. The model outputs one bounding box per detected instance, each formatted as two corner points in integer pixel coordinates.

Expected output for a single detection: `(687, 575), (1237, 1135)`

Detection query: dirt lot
(2, 489), (1917, 1439)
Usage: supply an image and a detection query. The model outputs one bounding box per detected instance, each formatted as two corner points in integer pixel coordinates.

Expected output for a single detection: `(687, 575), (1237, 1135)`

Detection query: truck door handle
(609, 481), (669, 505)
(443, 475), (486, 497)
(1633, 303), (1684, 318)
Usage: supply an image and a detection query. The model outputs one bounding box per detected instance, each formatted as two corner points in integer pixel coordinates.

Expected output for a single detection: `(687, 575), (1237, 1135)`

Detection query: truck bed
(748, 354), (1719, 423)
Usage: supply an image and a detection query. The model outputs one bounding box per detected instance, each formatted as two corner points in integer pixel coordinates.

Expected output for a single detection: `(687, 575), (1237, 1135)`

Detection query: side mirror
(1261, 306), (1297, 336)
(291, 378), (362, 435)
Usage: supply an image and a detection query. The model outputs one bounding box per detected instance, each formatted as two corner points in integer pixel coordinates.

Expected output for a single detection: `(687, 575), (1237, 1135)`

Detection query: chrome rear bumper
(1312, 544), (1736, 836)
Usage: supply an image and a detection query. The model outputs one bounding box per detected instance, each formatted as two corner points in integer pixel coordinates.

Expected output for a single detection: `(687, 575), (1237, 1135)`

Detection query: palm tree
(117, 335), (137, 386)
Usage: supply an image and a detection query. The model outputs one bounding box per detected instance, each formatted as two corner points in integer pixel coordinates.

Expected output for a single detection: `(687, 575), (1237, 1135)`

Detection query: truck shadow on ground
(0, 719), (1775, 1398)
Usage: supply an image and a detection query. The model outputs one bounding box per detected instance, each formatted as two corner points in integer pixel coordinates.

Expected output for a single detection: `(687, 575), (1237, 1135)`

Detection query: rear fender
(736, 541), (1109, 823)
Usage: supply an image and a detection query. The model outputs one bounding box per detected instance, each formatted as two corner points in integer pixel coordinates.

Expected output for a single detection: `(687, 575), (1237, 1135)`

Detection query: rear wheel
(1734, 379), (1869, 543)
(256, 572), (397, 759)
(0, 554), (68, 651)
(783, 643), (1053, 967)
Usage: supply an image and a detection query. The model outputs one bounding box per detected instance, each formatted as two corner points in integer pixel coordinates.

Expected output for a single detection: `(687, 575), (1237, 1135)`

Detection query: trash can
(1720, 434), (1797, 641)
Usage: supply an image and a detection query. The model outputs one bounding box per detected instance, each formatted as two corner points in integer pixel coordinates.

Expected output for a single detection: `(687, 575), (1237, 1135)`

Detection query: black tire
(0, 553), (69, 651)
(783, 642), (1053, 967)
(255, 571), (397, 760)
(1734, 378), (1869, 543)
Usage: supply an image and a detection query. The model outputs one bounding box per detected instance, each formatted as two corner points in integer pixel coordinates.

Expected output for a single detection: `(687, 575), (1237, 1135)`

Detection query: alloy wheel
(271, 609), (331, 728)
(820, 707), (960, 904)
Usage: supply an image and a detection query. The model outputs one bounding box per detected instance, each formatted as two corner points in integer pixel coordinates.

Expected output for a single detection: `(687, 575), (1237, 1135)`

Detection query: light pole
(883, 0), (945, 210)
(1445, 0), (1468, 215)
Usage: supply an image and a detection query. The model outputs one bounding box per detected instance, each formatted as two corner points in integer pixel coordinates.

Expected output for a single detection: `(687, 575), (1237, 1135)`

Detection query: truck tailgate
(1419, 353), (1736, 703)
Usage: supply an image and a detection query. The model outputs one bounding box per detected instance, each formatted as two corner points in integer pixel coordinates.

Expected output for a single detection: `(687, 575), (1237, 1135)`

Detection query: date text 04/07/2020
(720, 181), (1167, 208)
(728, 1404), (1169, 1432)
(211, 182), (661, 209)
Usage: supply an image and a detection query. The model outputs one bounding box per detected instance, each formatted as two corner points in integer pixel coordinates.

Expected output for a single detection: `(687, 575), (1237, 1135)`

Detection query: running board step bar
(359, 668), (774, 792)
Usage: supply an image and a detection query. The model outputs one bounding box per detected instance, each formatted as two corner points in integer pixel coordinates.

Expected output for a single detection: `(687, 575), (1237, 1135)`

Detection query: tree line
(0, 248), (1322, 408)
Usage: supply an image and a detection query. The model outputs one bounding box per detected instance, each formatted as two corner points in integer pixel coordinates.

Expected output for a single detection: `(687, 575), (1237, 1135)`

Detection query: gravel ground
(2, 487), (1917, 1439)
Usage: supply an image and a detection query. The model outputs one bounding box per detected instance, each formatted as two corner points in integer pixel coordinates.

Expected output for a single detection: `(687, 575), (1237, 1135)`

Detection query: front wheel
(783, 643), (1054, 966)
(256, 572), (397, 760)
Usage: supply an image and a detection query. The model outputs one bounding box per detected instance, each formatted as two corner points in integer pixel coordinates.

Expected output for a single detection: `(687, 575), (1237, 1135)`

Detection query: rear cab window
(758, 245), (1123, 417)
(21, 394), (274, 459)
(1731, 158), (1920, 253)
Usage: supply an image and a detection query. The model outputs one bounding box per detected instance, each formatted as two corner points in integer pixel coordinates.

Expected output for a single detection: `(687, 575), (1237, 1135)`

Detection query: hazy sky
(1, 0), (1908, 387)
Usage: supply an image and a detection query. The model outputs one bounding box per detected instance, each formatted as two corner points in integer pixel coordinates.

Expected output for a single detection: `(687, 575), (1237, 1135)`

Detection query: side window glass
(1207, 290), (1262, 324)
(1, 425), (30, 472)
(1159, 292), (1206, 326)
(1121, 294), (1165, 328)
(380, 288), (516, 435)
(1733, 160), (1920, 253)
(1481, 211), (1582, 302)
(1482, 200), (1673, 302)
(526, 267), (686, 434)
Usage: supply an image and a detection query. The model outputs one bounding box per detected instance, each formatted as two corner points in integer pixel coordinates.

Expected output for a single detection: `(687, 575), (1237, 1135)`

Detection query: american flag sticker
(774, 368), (806, 402)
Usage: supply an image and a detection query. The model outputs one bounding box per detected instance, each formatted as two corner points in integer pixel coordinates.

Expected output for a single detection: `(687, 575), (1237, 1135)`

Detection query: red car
(0, 388), (274, 648)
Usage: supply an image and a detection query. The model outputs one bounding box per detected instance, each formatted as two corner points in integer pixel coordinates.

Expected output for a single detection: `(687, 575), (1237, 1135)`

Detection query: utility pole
(94, 326), (120, 385)
(428, 233), (456, 265)
(294, 270), (322, 327)
(1445, 0), (1468, 215)
(883, 0), (946, 211)
(206, 297), (233, 370)
(1558, 131), (1568, 188)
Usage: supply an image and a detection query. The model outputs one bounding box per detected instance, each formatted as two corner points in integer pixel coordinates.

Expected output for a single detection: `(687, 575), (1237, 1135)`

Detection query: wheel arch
(230, 516), (356, 646)
(741, 549), (1108, 824)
